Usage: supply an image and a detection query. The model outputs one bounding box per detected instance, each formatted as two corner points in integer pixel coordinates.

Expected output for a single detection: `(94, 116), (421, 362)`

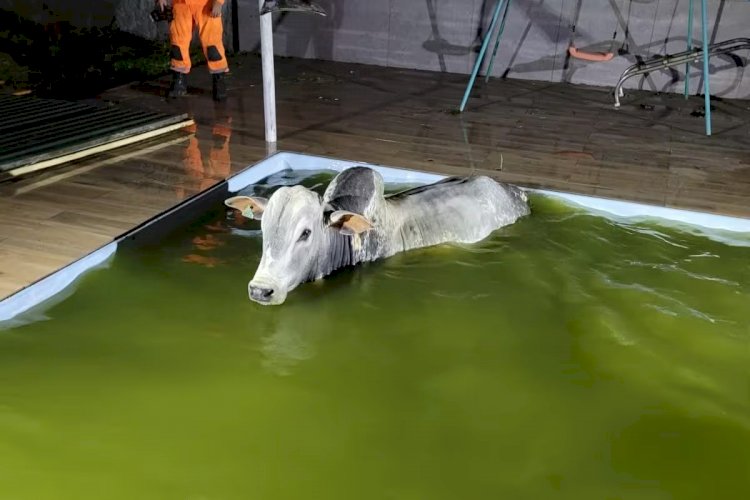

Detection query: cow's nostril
(249, 285), (275, 302)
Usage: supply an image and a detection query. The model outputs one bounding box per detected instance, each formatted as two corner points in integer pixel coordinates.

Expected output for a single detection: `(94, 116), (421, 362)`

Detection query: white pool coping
(1, 151), (748, 324)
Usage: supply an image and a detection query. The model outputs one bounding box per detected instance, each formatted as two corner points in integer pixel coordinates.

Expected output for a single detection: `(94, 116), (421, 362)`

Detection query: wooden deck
(1, 54), (749, 300)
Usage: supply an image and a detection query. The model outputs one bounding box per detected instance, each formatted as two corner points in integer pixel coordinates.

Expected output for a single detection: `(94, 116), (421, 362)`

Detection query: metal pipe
(684, 0), (693, 98)
(613, 38), (750, 107)
(459, 0), (506, 112)
(485, 0), (512, 83)
(259, 0), (277, 143)
(700, 0), (711, 135)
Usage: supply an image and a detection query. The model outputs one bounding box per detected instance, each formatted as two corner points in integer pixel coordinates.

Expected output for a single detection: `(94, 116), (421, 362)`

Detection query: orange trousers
(170, 0), (228, 74)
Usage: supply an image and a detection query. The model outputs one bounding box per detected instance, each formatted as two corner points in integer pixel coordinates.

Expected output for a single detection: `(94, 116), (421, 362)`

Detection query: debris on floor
(691, 104), (717, 118)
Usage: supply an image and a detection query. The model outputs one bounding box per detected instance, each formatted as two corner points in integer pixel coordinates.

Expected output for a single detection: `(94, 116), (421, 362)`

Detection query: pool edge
(1, 150), (748, 323)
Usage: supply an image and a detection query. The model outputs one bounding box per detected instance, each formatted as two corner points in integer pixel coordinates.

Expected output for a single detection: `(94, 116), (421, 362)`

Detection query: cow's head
(225, 186), (373, 305)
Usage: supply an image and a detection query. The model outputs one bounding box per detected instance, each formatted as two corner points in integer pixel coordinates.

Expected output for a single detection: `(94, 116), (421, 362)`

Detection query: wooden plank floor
(1, 54), (749, 300)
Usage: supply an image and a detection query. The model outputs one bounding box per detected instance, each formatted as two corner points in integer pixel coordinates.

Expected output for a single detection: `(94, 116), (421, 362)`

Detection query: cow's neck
(314, 201), (415, 280)
(316, 226), (358, 278)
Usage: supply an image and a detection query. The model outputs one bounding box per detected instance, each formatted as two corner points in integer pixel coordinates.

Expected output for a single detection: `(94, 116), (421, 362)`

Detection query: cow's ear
(225, 196), (267, 220)
(328, 210), (374, 236)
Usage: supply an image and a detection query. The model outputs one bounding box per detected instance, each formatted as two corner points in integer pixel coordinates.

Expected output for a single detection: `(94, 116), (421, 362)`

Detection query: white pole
(259, 0), (277, 143)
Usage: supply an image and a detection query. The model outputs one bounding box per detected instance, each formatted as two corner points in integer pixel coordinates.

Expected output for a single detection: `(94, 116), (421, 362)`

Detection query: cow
(225, 166), (530, 305)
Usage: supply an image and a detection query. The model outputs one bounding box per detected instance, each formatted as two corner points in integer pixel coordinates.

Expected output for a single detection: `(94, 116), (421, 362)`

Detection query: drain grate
(0, 95), (191, 177)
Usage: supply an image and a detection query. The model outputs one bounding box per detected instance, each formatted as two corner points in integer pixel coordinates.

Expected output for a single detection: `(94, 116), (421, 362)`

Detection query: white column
(259, 0), (277, 143)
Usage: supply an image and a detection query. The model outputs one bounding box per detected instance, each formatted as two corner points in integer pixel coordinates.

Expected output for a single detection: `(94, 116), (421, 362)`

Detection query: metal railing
(613, 38), (750, 108)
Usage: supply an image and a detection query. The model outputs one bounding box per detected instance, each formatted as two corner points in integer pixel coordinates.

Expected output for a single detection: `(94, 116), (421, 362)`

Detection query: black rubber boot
(168, 71), (187, 98)
(212, 73), (227, 102)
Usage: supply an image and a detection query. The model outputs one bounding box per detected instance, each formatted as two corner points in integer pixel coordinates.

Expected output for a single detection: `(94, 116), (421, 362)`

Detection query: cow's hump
(323, 167), (384, 218)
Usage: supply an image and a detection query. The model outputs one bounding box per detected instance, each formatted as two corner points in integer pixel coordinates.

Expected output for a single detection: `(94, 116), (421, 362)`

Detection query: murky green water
(1, 171), (749, 500)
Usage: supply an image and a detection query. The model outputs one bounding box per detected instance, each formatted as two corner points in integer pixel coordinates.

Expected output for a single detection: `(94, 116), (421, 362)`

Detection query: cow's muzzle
(248, 278), (286, 305)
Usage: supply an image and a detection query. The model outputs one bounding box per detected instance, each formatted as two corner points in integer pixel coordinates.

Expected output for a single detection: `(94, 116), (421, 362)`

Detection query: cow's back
(385, 175), (529, 251)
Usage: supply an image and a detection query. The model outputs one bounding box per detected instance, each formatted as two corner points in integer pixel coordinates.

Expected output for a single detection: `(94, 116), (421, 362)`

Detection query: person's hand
(210, 0), (223, 18)
(156, 0), (167, 11)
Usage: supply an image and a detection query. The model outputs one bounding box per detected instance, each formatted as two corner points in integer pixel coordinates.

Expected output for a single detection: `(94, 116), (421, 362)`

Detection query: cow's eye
(298, 228), (311, 242)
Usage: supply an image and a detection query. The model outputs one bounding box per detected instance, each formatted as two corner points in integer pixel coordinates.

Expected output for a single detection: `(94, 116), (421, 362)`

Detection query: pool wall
(1, 151), (749, 323)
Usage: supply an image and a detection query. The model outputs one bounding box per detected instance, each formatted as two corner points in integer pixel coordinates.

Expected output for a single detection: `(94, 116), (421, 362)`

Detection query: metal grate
(0, 95), (189, 174)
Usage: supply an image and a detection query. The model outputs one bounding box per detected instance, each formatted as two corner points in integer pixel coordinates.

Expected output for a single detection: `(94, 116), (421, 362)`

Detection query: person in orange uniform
(155, 0), (229, 101)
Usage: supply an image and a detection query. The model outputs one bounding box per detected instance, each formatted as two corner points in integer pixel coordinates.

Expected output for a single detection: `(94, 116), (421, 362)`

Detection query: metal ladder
(459, 0), (746, 136)
(613, 37), (750, 108)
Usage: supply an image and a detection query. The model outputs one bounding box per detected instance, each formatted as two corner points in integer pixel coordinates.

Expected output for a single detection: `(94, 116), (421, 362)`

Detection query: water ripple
(623, 261), (740, 287)
(594, 271), (735, 325)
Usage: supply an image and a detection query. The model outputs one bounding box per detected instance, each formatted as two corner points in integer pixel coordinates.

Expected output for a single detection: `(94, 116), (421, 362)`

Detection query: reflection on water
(0, 171), (749, 499)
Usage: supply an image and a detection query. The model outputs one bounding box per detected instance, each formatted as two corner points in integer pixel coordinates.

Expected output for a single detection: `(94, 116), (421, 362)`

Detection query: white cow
(225, 166), (530, 304)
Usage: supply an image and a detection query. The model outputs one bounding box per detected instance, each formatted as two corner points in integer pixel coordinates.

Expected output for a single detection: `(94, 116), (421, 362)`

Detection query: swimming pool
(0, 153), (748, 499)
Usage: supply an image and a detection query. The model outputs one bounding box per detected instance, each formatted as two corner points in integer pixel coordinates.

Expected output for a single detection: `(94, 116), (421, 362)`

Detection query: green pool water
(1, 171), (749, 500)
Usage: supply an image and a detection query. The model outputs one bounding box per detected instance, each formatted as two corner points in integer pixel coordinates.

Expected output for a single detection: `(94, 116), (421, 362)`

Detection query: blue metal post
(485, 0), (512, 83)
(700, 0), (711, 135)
(684, 0), (693, 98)
(459, 0), (506, 112)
